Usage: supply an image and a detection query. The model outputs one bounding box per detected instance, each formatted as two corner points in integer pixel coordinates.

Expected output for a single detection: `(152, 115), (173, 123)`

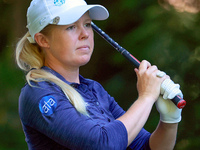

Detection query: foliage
(0, 0), (200, 149)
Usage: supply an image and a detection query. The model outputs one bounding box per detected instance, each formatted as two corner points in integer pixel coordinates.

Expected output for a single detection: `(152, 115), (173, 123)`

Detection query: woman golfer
(16, 0), (183, 149)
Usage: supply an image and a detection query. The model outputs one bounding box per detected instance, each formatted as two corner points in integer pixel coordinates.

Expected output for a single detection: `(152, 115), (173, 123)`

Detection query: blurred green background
(0, 0), (200, 149)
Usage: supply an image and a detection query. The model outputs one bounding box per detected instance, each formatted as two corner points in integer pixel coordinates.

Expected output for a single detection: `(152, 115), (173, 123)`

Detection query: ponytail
(16, 32), (44, 71)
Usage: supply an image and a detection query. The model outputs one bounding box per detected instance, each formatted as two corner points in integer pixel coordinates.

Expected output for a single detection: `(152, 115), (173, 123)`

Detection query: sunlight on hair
(158, 0), (200, 13)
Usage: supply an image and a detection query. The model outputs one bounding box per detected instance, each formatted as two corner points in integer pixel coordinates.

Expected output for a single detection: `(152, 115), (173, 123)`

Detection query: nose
(79, 26), (89, 40)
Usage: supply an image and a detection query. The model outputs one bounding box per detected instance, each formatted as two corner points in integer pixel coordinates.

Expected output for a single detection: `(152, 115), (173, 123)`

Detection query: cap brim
(55, 5), (109, 25)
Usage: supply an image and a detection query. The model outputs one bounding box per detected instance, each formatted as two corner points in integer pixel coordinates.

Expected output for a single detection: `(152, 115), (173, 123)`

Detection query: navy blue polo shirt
(18, 66), (151, 150)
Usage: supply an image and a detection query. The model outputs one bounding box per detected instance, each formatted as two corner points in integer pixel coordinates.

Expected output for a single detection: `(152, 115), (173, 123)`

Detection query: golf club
(92, 22), (186, 109)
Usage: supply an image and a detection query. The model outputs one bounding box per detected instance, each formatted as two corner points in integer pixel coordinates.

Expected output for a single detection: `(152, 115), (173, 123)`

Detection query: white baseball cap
(26, 0), (109, 43)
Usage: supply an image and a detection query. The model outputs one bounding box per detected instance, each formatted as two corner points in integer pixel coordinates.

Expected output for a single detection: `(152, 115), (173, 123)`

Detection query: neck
(45, 63), (80, 84)
(60, 68), (80, 84)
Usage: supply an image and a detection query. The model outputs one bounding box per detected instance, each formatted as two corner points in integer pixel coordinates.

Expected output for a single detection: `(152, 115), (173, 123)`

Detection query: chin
(77, 57), (91, 67)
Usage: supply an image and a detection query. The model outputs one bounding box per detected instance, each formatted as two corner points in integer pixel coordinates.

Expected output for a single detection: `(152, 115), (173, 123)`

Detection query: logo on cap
(39, 96), (57, 116)
(54, 0), (65, 6)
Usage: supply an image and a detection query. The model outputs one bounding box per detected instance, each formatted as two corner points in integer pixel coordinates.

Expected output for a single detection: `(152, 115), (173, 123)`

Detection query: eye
(84, 22), (92, 28)
(66, 25), (75, 30)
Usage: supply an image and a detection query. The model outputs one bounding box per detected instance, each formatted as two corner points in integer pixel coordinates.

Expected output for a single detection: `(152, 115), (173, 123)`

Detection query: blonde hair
(16, 29), (88, 116)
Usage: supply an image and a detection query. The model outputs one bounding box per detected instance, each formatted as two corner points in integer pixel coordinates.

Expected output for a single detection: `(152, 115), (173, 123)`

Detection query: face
(42, 12), (94, 70)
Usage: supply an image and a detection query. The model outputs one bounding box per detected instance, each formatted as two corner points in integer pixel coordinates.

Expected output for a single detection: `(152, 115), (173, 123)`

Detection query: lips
(76, 45), (90, 51)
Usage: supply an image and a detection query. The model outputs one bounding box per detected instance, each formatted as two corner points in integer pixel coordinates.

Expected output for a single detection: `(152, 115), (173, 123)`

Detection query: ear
(34, 33), (50, 48)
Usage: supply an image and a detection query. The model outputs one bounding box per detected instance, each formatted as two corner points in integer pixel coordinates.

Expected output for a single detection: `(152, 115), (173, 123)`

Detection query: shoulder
(20, 81), (62, 103)
(18, 81), (66, 123)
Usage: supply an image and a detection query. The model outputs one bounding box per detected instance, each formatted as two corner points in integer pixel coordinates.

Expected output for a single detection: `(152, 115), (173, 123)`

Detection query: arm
(117, 96), (154, 146)
(149, 93), (182, 150)
(107, 83), (152, 149)
(149, 121), (178, 150)
(117, 60), (168, 146)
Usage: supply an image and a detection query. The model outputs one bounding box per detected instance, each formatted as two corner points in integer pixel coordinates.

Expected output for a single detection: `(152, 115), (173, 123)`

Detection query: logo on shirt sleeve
(39, 96), (57, 116)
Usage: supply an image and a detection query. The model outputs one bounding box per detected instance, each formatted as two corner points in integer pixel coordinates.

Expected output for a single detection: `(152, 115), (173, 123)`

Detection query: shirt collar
(41, 66), (93, 88)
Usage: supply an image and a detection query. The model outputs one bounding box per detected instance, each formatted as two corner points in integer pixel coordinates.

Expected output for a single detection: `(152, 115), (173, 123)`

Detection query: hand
(134, 60), (168, 102)
(156, 96), (182, 123)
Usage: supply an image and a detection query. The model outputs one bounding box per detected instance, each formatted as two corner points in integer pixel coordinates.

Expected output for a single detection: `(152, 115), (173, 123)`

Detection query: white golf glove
(155, 78), (183, 123)
(156, 96), (182, 123)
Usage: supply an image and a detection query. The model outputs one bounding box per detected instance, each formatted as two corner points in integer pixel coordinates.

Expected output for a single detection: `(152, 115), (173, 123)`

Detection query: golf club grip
(92, 22), (186, 109)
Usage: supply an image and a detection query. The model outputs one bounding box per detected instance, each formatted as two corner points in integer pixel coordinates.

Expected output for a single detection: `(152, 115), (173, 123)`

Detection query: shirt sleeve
(19, 83), (128, 150)
(108, 94), (126, 118)
(127, 128), (151, 150)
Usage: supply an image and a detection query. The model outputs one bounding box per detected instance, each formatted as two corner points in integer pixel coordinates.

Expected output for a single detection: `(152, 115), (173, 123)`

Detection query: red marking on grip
(177, 100), (186, 109)
(130, 54), (141, 64)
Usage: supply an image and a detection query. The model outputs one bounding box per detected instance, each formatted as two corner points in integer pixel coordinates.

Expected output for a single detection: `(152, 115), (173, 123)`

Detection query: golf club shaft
(92, 22), (186, 109)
